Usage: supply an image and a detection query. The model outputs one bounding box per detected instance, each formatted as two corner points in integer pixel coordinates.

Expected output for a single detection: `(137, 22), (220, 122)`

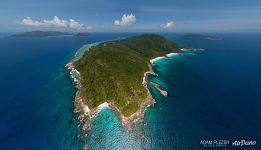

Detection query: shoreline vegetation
(67, 34), (184, 129)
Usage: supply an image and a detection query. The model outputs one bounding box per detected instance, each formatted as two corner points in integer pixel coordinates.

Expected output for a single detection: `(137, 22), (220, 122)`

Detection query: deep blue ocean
(0, 33), (260, 149)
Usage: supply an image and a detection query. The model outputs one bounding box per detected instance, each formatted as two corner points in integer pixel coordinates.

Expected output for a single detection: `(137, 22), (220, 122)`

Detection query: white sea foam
(181, 48), (205, 51)
(150, 52), (180, 65)
(150, 56), (165, 64)
(148, 52), (181, 97)
(166, 52), (179, 57)
(90, 102), (110, 118)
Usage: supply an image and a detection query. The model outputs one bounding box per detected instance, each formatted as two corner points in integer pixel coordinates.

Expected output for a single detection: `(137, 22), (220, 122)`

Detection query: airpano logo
(200, 139), (257, 148)
(232, 140), (256, 147)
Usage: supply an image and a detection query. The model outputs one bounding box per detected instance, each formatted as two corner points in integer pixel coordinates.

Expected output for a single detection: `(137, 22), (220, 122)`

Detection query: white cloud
(19, 16), (92, 30)
(43, 16), (67, 27)
(162, 21), (175, 29)
(114, 14), (136, 26)
(20, 17), (45, 26)
(68, 19), (92, 30)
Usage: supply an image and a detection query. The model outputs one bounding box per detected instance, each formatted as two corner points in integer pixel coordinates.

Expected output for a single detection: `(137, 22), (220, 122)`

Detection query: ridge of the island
(67, 34), (182, 129)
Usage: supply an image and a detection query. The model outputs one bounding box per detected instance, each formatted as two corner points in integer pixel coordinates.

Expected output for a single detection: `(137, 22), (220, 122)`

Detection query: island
(12, 31), (88, 38)
(181, 34), (221, 40)
(69, 34), (182, 128)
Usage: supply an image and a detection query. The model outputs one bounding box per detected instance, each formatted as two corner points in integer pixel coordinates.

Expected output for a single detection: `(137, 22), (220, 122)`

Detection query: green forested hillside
(74, 34), (181, 116)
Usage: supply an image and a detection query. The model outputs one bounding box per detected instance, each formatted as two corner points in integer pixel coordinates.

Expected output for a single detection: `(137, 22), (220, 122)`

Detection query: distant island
(68, 34), (182, 128)
(181, 34), (221, 40)
(12, 31), (88, 37)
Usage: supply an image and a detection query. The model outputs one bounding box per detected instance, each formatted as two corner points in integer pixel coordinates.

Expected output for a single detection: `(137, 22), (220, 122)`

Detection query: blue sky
(0, 0), (260, 32)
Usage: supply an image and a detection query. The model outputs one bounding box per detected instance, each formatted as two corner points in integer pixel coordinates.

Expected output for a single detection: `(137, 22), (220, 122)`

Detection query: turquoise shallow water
(85, 33), (261, 150)
(1, 33), (261, 149)
(84, 53), (191, 149)
(86, 108), (144, 149)
(0, 33), (136, 149)
(144, 33), (261, 149)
